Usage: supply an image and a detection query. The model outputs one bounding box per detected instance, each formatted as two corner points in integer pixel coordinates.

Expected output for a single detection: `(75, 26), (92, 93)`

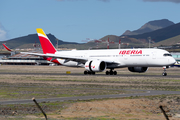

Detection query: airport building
(171, 53), (180, 62)
(0, 51), (53, 65)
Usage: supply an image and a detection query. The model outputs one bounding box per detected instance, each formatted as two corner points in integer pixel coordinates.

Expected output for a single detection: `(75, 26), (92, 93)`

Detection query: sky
(0, 0), (180, 43)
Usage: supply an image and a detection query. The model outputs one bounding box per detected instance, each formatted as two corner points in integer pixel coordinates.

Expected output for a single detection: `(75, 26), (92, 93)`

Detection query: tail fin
(36, 28), (57, 54)
(2, 43), (12, 51)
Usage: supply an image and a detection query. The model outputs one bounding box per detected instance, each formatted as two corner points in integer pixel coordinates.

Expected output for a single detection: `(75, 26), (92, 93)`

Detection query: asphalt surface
(0, 72), (180, 78)
(1, 90), (180, 105)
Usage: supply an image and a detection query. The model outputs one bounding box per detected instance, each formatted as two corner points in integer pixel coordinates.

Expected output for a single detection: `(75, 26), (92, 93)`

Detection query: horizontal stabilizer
(2, 44), (12, 51)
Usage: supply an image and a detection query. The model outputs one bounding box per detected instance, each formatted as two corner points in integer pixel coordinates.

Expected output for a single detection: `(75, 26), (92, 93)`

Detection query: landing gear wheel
(162, 66), (168, 76)
(110, 70), (114, 75)
(88, 71), (92, 75)
(92, 72), (95, 75)
(162, 72), (167, 76)
(84, 71), (95, 75)
(106, 70), (117, 75)
(114, 71), (117, 75)
(84, 71), (88, 75)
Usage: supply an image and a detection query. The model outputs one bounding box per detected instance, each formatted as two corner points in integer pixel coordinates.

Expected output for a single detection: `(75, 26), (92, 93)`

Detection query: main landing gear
(106, 69), (117, 75)
(162, 66), (168, 76)
(84, 71), (95, 75)
(84, 69), (117, 75)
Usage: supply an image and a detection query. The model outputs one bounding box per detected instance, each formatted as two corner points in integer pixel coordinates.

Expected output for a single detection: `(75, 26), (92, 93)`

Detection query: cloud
(143, 0), (180, 3)
(0, 23), (8, 41)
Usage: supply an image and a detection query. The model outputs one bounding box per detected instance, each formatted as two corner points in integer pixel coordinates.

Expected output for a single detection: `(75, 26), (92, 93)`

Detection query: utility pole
(119, 39), (121, 49)
(56, 38), (59, 49)
(148, 37), (151, 48)
(107, 37), (109, 49)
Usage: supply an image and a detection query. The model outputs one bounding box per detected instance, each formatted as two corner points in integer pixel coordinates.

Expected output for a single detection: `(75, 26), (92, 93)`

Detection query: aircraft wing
(21, 52), (121, 65)
(21, 52), (88, 63)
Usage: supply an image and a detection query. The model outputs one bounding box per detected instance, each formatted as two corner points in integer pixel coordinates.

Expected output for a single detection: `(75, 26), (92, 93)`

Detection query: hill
(126, 22), (180, 43)
(1, 19), (179, 50)
(155, 34), (180, 46)
(100, 35), (147, 48)
(65, 35), (149, 50)
(0, 33), (78, 49)
(59, 23), (180, 49)
(122, 19), (174, 36)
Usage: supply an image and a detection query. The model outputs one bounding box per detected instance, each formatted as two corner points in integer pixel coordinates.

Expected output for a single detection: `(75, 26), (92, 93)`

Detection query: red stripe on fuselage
(43, 57), (61, 65)
(52, 59), (61, 65)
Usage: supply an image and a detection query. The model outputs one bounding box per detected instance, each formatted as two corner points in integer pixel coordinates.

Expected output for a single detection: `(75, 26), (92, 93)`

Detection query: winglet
(2, 44), (12, 51)
(36, 28), (57, 54)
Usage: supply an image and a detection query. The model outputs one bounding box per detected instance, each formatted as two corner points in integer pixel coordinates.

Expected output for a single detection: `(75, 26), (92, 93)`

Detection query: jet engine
(85, 60), (107, 72)
(128, 67), (148, 73)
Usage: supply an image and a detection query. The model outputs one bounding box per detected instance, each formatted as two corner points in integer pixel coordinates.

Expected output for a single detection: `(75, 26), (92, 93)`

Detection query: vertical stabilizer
(36, 28), (57, 54)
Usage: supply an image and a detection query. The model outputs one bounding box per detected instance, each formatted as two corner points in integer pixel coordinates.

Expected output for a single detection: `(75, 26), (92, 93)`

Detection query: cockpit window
(163, 53), (172, 57)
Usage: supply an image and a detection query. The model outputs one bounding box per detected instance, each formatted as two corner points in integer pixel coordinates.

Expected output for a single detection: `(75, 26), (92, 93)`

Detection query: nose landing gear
(162, 72), (167, 76)
(162, 66), (168, 76)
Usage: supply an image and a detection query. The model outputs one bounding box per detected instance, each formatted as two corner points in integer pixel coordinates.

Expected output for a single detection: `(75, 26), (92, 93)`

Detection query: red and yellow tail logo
(36, 28), (56, 54)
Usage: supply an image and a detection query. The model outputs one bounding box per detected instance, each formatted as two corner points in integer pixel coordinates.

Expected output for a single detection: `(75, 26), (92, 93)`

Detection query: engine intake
(85, 60), (107, 72)
(128, 67), (148, 73)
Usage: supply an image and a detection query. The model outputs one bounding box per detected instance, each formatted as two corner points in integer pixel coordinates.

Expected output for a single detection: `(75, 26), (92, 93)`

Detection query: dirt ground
(0, 65), (180, 120)
(59, 98), (180, 120)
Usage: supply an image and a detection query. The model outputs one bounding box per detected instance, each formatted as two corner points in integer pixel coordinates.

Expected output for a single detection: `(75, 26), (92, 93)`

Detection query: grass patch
(0, 82), (133, 100)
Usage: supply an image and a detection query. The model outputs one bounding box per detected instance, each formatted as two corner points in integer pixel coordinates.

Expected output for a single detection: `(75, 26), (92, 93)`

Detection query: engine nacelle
(85, 60), (107, 72)
(128, 67), (148, 73)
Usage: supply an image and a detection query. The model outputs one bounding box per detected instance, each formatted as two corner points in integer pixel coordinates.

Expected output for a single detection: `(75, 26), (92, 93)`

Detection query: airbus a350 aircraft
(22, 28), (176, 76)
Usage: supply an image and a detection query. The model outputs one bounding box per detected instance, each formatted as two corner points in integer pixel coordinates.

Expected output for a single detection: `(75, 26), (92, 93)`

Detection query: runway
(1, 89), (180, 105)
(0, 72), (180, 78)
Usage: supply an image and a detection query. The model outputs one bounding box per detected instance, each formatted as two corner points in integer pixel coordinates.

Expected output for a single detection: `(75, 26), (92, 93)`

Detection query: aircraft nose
(169, 58), (176, 65)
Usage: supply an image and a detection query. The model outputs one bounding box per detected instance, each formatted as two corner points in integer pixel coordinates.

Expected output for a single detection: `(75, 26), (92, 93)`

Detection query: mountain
(122, 19), (174, 36)
(126, 22), (180, 43)
(0, 33), (78, 49)
(155, 35), (180, 46)
(59, 20), (180, 49)
(1, 19), (179, 50)
(99, 35), (147, 48)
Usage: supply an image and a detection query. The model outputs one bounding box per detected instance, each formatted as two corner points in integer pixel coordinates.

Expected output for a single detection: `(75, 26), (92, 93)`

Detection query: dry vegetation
(0, 65), (180, 120)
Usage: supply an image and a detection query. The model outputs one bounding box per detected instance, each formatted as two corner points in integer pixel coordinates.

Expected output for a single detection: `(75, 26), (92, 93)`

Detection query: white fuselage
(54, 48), (176, 68)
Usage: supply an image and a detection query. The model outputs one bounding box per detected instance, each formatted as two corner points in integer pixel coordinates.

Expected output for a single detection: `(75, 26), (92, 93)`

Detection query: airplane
(21, 28), (175, 76)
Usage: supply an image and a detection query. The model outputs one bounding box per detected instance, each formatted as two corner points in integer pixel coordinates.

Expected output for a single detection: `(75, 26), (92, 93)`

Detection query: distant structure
(0, 51), (53, 65)
(0, 43), (54, 65)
